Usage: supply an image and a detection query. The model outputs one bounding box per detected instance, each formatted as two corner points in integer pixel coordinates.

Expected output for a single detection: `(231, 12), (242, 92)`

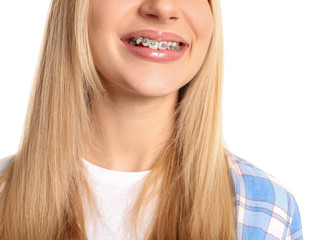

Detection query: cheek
(88, 1), (122, 72)
(183, 2), (214, 78)
(184, 1), (214, 42)
(88, 1), (131, 47)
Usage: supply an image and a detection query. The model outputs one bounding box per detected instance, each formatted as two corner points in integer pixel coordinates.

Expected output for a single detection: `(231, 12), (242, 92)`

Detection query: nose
(139, 0), (180, 24)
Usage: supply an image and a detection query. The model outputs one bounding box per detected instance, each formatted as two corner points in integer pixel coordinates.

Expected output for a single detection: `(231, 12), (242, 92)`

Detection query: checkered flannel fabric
(230, 155), (303, 240)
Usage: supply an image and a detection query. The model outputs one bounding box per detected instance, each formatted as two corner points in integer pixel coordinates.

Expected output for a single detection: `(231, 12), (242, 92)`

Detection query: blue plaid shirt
(230, 154), (303, 240)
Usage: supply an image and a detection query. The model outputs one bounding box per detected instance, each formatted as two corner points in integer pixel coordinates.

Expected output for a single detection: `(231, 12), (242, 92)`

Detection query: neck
(83, 86), (178, 172)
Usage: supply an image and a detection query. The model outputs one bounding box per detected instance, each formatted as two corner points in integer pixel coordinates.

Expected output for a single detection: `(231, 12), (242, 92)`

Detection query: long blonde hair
(0, 0), (236, 239)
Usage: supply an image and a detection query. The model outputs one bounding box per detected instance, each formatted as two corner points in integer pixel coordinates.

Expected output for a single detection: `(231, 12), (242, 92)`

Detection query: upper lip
(121, 29), (190, 46)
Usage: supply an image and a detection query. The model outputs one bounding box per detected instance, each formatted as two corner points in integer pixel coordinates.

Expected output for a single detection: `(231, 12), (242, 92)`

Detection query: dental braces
(128, 37), (181, 51)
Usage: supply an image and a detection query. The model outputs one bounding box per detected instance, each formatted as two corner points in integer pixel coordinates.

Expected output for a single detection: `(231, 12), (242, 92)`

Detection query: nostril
(147, 14), (159, 20)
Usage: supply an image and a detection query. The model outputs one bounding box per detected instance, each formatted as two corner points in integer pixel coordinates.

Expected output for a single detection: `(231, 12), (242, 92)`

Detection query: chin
(129, 86), (179, 99)
(123, 78), (180, 98)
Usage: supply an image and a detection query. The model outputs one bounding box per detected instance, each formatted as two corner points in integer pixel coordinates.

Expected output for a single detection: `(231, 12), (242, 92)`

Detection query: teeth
(142, 38), (149, 46)
(166, 42), (180, 50)
(135, 37), (142, 45)
(129, 37), (181, 51)
(149, 40), (158, 50)
(172, 42), (178, 51)
(158, 41), (167, 50)
(167, 42), (173, 50)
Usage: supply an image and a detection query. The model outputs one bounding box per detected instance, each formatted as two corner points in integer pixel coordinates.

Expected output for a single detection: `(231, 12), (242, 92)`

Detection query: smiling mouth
(127, 37), (183, 51)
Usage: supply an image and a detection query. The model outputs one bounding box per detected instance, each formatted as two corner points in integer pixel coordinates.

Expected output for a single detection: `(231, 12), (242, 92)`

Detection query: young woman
(0, 0), (303, 239)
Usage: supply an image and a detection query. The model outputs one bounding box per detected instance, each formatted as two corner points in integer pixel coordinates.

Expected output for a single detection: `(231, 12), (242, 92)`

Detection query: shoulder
(229, 154), (303, 240)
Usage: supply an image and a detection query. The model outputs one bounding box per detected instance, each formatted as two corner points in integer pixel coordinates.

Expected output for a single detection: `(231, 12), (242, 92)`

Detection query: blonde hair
(0, 0), (236, 239)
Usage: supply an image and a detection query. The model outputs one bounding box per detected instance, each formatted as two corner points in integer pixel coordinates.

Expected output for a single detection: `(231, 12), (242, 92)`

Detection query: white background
(0, 1), (334, 239)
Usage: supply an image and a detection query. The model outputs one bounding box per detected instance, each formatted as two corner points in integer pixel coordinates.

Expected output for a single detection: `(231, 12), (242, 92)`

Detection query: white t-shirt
(0, 156), (153, 240)
(82, 158), (152, 240)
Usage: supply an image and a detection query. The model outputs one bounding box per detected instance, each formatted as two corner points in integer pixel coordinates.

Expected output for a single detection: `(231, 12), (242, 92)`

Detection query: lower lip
(121, 39), (189, 62)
